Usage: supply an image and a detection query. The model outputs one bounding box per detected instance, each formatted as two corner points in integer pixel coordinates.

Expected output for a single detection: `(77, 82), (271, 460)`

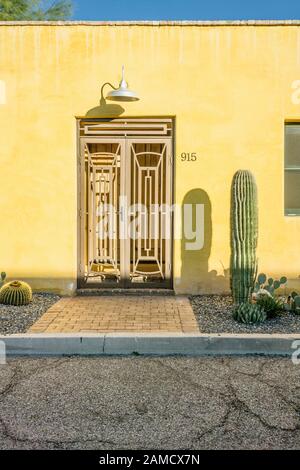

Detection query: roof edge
(0, 20), (300, 26)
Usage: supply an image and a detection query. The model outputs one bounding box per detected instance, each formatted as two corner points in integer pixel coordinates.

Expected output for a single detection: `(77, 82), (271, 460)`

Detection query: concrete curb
(0, 332), (300, 356)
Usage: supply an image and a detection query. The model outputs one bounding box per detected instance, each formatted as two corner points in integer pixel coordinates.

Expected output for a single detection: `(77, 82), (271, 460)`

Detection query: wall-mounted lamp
(101, 66), (140, 102)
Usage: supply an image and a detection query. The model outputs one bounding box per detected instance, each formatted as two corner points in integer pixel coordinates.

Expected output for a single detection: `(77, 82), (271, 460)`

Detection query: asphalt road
(0, 356), (299, 449)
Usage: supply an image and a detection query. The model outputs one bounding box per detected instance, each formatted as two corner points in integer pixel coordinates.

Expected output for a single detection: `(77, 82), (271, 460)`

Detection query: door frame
(76, 117), (175, 289)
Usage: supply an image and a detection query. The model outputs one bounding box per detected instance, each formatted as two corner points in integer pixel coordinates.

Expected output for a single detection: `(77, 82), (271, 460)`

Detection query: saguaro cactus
(230, 170), (258, 304)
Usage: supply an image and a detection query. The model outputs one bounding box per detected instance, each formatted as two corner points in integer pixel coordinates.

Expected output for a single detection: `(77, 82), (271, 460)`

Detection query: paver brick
(28, 295), (199, 334)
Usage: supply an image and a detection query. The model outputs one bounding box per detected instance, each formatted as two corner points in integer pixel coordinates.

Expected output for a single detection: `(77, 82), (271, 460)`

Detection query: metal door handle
(116, 207), (124, 222)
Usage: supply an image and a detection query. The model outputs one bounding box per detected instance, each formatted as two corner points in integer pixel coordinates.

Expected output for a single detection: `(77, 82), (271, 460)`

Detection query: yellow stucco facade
(1, 21), (300, 295)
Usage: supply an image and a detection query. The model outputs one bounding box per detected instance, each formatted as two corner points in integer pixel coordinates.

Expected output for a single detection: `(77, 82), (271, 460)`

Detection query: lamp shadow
(85, 97), (125, 118)
(180, 188), (229, 294)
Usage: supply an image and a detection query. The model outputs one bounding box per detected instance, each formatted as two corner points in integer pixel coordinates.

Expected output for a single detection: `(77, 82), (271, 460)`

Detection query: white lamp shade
(106, 67), (140, 102)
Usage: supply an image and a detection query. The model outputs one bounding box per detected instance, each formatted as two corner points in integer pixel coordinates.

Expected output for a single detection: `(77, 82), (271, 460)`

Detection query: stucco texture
(0, 24), (300, 294)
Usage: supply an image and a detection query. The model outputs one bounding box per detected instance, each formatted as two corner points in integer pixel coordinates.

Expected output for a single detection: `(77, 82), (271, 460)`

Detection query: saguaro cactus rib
(230, 170), (258, 304)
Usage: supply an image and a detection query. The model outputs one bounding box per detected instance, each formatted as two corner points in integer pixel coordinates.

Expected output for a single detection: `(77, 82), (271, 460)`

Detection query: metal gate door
(78, 118), (173, 288)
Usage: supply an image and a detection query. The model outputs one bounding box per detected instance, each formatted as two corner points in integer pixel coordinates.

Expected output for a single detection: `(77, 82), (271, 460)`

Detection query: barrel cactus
(233, 303), (266, 324)
(0, 281), (32, 306)
(230, 170), (258, 304)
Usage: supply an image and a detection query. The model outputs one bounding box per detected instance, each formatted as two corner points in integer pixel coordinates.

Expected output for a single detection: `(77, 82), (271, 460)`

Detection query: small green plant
(0, 280), (32, 306)
(293, 295), (300, 315)
(254, 273), (287, 295)
(256, 295), (284, 318)
(283, 292), (300, 312)
(0, 272), (6, 288)
(233, 303), (267, 324)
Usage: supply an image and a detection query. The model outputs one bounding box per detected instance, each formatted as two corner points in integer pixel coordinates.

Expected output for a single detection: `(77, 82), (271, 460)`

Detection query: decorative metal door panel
(78, 119), (173, 288)
(124, 140), (172, 287)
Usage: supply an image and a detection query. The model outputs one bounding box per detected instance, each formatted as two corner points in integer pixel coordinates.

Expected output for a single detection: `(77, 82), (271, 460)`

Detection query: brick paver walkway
(28, 296), (199, 333)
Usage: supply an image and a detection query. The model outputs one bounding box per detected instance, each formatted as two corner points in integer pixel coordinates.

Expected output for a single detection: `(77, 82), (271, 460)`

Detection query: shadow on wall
(180, 189), (229, 295)
(1, 278), (76, 296)
(85, 96), (125, 117)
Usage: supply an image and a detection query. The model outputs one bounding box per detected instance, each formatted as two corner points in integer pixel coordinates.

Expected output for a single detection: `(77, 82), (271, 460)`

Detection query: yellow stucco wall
(1, 22), (300, 295)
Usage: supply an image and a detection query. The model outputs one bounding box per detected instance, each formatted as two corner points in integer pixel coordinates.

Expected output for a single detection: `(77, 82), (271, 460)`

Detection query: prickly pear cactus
(254, 273), (287, 295)
(0, 281), (32, 306)
(230, 170), (258, 304)
(233, 303), (266, 324)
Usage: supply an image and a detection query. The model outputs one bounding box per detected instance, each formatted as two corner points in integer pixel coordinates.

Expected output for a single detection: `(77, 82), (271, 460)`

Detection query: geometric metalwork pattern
(79, 118), (173, 138)
(78, 119), (173, 288)
(128, 141), (172, 283)
(84, 142), (122, 283)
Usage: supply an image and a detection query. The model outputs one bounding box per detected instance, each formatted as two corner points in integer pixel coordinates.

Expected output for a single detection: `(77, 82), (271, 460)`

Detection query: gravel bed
(190, 295), (300, 334)
(0, 294), (61, 335)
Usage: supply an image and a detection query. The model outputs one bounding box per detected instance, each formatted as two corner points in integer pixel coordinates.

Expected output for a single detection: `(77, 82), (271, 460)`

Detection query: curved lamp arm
(101, 82), (117, 102)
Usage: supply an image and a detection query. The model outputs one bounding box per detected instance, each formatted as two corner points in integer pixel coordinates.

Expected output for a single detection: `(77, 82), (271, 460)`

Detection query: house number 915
(180, 152), (197, 162)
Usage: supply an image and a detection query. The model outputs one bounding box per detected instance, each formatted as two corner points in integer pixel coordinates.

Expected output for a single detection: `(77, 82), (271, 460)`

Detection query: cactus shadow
(180, 189), (229, 294)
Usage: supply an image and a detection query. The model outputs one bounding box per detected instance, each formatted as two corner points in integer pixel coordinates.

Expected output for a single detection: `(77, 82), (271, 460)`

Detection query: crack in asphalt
(227, 378), (299, 432)
(0, 358), (73, 405)
(223, 356), (269, 377)
(221, 357), (300, 430)
(192, 403), (235, 444)
(151, 358), (259, 444)
(0, 357), (300, 448)
(0, 415), (118, 447)
(155, 357), (300, 437)
(153, 358), (232, 399)
(0, 366), (20, 399)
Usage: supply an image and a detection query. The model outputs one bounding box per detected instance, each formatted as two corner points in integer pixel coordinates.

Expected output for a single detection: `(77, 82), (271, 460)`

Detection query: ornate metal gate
(78, 118), (174, 288)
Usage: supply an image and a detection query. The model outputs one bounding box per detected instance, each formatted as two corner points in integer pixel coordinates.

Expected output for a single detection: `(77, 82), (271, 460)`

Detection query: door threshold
(76, 288), (175, 296)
